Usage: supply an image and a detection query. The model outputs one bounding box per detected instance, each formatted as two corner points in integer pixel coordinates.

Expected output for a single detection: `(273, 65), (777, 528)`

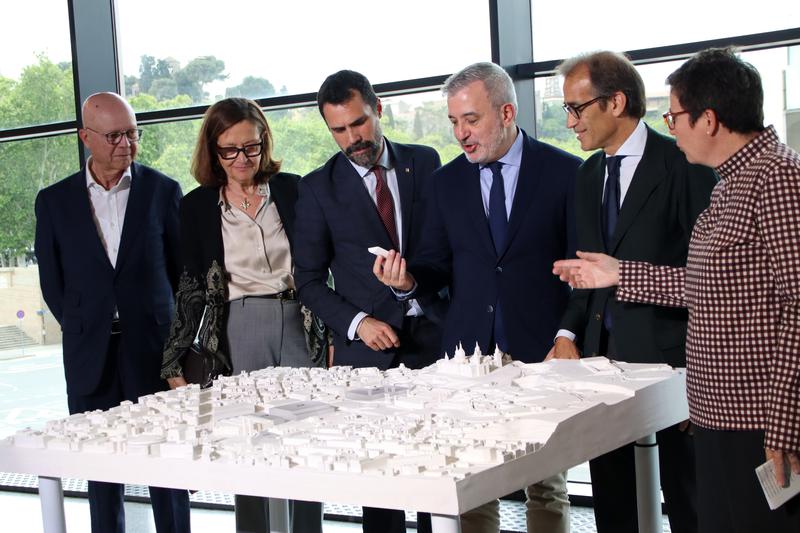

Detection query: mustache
(345, 140), (378, 156)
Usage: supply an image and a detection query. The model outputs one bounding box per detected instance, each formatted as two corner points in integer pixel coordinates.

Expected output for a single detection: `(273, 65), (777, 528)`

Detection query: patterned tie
(487, 161), (507, 254)
(372, 165), (399, 251)
(487, 161), (508, 351)
(602, 155), (625, 249)
(602, 155), (625, 332)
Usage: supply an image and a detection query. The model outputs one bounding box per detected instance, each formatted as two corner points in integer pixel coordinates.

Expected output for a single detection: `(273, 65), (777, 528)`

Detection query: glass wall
(116, 0), (491, 111)
(0, 1), (75, 130)
(531, 1), (800, 62)
(535, 46), (800, 157)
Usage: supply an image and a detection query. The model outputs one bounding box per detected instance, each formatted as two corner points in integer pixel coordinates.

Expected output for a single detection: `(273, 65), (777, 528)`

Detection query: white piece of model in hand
(368, 246), (389, 258)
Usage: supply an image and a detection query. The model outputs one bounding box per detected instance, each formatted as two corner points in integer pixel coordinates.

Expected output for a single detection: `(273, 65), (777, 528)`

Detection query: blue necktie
(602, 155), (625, 248)
(488, 161), (507, 254)
(602, 155), (625, 331)
(487, 161), (508, 351)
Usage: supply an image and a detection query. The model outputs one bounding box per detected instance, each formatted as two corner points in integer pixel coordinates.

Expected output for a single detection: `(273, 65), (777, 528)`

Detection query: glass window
(137, 90), (462, 189)
(0, 1), (75, 130)
(535, 46), (799, 156)
(116, 0), (491, 111)
(531, 1), (800, 62)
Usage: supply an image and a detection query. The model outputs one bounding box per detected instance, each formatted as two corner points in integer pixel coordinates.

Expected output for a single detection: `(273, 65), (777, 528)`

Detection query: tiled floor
(0, 488), (672, 533)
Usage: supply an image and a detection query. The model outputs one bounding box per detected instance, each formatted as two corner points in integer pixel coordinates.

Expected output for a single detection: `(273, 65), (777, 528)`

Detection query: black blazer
(559, 125), (718, 366)
(293, 140), (447, 369)
(410, 130), (581, 362)
(35, 162), (182, 396)
(160, 172), (307, 378)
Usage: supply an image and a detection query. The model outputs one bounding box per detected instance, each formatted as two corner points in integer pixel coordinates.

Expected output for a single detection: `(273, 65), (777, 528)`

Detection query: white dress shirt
(85, 159), (132, 268)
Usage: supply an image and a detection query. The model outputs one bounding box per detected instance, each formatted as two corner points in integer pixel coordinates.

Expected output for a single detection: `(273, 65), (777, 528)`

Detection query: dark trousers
(589, 424), (697, 533)
(362, 314), (439, 533)
(67, 334), (191, 533)
(694, 426), (800, 533)
(590, 328), (697, 533)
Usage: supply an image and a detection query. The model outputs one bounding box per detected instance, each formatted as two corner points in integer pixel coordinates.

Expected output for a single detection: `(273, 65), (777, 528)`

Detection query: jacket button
(594, 313), (602, 321)
(496, 266), (503, 273)
(487, 305), (494, 313)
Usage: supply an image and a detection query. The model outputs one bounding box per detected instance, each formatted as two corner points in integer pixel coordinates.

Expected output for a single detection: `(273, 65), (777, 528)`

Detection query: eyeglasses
(562, 96), (609, 120)
(216, 142), (263, 160)
(662, 109), (691, 130)
(84, 127), (142, 145)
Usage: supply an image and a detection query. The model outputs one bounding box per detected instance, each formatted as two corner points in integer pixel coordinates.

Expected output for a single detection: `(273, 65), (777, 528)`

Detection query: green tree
(174, 56), (227, 102)
(0, 55), (77, 265)
(226, 76), (275, 100)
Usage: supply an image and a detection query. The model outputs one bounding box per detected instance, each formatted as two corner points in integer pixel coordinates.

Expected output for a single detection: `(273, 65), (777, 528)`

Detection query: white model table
(0, 358), (687, 533)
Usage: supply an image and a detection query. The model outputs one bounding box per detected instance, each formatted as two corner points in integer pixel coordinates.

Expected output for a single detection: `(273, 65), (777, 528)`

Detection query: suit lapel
(610, 126), (665, 252)
(71, 170), (114, 270)
(388, 141), (414, 254)
(462, 159), (496, 255)
(586, 154), (608, 252)
(331, 154), (395, 250)
(504, 134), (543, 258)
(115, 163), (147, 274)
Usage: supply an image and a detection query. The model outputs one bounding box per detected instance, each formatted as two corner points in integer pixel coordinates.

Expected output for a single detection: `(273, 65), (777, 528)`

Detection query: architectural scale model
(6, 350), (679, 483)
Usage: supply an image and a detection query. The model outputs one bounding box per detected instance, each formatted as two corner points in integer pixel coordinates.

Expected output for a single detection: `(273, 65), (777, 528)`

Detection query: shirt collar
(611, 120), (647, 158)
(85, 157), (132, 190)
(348, 138), (392, 178)
(218, 182), (270, 209)
(715, 125), (778, 181)
(482, 127), (523, 170)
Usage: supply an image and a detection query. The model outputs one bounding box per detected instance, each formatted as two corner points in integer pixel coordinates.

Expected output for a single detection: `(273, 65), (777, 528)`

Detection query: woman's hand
(553, 251), (620, 289)
(167, 376), (188, 389)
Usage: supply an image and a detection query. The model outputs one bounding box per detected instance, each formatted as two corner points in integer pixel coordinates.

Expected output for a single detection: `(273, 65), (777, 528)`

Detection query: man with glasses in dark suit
(35, 92), (190, 533)
(551, 51), (717, 533)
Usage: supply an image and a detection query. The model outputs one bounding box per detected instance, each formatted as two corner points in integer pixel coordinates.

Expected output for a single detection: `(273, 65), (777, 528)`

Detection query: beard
(344, 127), (384, 167)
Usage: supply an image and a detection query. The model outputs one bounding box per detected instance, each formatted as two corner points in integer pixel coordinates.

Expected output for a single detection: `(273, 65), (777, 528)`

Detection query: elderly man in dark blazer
(293, 70), (448, 533)
(551, 51), (717, 533)
(35, 92), (190, 533)
(375, 62), (580, 533)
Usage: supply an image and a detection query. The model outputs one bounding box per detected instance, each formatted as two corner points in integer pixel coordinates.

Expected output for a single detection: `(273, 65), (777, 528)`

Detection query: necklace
(240, 197), (251, 210)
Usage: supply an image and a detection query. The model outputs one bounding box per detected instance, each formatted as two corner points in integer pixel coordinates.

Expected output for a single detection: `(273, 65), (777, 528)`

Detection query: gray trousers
(460, 471), (570, 533)
(227, 296), (323, 533)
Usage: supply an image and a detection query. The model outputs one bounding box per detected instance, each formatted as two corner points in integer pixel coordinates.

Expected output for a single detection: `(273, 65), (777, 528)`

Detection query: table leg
(634, 433), (663, 533)
(268, 497), (290, 533)
(431, 513), (462, 533)
(38, 476), (66, 533)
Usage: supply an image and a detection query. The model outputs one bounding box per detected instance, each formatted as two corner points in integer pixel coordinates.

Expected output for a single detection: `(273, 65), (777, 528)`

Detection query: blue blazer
(411, 130), (580, 362)
(35, 162), (182, 396)
(293, 140), (447, 369)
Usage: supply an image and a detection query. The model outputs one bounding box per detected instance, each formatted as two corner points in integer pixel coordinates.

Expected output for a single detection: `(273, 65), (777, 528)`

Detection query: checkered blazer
(617, 126), (800, 452)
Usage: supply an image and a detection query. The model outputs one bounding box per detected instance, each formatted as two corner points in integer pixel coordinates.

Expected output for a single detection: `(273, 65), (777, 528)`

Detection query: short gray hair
(443, 62), (517, 110)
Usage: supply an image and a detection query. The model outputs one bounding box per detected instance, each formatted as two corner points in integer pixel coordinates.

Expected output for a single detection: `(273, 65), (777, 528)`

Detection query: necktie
(602, 155), (625, 332)
(372, 165), (399, 251)
(602, 155), (625, 248)
(487, 161), (507, 254)
(487, 161), (508, 351)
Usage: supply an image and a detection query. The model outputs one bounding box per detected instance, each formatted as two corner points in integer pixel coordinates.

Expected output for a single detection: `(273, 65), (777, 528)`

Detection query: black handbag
(181, 306), (224, 388)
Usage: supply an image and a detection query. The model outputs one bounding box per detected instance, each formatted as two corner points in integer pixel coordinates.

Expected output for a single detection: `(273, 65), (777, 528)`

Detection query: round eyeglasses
(662, 110), (691, 130)
(85, 127), (142, 145)
(562, 96), (609, 120)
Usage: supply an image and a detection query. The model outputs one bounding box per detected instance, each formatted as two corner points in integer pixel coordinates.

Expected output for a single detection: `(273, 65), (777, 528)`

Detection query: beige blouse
(219, 184), (294, 301)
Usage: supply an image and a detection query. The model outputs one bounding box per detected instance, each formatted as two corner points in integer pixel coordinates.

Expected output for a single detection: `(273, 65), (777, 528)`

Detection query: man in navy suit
(35, 93), (190, 533)
(293, 70), (447, 533)
(550, 51), (716, 533)
(375, 62), (580, 533)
